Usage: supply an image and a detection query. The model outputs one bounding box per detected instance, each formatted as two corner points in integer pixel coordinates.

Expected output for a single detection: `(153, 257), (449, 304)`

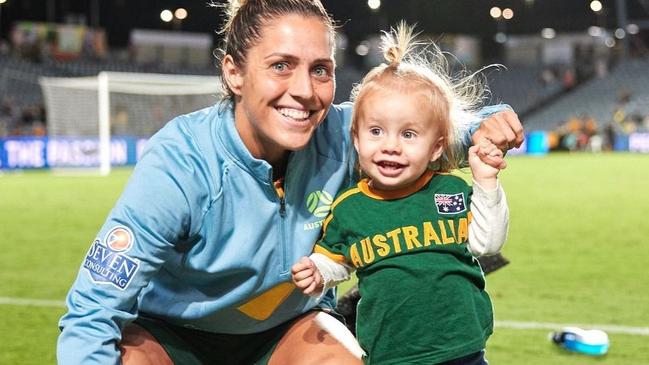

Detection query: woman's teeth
(278, 108), (310, 120)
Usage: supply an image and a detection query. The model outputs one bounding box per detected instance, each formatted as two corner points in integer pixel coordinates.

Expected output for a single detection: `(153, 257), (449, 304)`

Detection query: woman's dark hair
(214, 0), (336, 99)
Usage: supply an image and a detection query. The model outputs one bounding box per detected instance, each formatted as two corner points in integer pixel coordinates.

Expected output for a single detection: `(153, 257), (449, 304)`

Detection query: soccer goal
(39, 71), (222, 175)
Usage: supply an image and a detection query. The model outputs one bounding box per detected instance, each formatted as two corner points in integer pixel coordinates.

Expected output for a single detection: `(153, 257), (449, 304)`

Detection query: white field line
(0, 296), (65, 308)
(1, 296), (648, 336)
(495, 320), (649, 336)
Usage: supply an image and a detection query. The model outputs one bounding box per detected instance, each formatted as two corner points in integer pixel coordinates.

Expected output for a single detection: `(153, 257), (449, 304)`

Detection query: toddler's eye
(369, 128), (382, 136)
(403, 131), (416, 139)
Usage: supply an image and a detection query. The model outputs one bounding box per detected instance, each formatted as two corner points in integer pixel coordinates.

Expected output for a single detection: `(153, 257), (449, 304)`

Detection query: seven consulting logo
(83, 226), (140, 290)
(306, 190), (333, 218)
(105, 227), (134, 251)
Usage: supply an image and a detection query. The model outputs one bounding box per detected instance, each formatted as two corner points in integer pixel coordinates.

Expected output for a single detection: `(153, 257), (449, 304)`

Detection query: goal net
(39, 71), (222, 175)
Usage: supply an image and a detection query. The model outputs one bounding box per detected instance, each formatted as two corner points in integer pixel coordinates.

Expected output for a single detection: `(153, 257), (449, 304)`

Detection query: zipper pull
(279, 197), (287, 217)
(274, 176), (286, 217)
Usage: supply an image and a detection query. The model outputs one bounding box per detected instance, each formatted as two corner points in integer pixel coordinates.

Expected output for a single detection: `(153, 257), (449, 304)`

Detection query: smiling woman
(55, 1), (524, 364)
(222, 13), (336, 166)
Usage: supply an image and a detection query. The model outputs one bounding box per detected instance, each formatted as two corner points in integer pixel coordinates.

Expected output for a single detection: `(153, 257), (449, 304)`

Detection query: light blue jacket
(57, 101), (507, 364)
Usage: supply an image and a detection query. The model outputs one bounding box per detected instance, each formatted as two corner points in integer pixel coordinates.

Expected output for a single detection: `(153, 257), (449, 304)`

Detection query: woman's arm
(57, 118), (209, 365)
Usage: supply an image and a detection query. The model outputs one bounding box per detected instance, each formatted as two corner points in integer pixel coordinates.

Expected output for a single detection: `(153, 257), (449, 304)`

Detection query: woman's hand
(472, 109), (524, 169)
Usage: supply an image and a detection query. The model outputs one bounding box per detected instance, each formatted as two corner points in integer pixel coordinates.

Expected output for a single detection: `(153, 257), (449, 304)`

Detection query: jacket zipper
(274, 176), (289, 274)
(275, 154), (293, 275)
(279, 195), (288, 273)
(279, 197), (286, 218)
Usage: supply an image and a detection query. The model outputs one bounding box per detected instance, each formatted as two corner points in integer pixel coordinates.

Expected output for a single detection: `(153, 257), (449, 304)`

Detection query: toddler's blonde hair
(350, 21), (489, 171)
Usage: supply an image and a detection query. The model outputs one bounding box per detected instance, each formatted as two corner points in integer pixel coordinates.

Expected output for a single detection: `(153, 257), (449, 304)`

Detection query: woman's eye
(272, 62), (289, 72)
(313, 66), (330, 78)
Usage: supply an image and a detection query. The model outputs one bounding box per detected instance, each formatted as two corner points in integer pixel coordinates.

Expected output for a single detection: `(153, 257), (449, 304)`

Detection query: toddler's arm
(291, 253), (352, 297)
(467, 138), (509, 256)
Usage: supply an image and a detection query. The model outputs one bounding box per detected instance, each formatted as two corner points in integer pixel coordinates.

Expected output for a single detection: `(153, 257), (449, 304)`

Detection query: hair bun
(228, 0), (246, 19)
(383, 46), (401, 65)
(217, 0), (248, 34)
(380, 21), (417, 66)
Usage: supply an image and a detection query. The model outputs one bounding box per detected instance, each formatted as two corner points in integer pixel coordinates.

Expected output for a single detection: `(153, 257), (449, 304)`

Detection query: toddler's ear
(430, 137), (445, 162)
(352, 132), (360, 153)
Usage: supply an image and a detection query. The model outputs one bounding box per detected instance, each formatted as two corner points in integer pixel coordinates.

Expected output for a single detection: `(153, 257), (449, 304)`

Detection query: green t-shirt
(315, 170), (493, 364)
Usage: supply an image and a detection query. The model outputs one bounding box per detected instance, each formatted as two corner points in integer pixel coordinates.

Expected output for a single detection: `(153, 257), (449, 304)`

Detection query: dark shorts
(440, 350), (488, 365)
(133, 315), (295, 365)
(133, 309), (345, 365)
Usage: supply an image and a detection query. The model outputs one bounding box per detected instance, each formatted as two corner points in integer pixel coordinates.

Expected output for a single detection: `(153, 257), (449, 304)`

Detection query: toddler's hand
(469, 138), (506, 187)
(291, 257), (324, 296)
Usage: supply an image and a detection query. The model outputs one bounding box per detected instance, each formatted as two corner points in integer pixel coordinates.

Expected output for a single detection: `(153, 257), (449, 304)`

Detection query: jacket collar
(215, 103), (274, 182)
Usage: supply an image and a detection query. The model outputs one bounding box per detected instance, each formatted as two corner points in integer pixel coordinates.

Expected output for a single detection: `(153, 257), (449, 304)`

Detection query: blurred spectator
(643, 115), (649, 132)
(546, 131), (560, 150)
(111, 106), (129, 135)
(32, 121), (46, 136)
(552, 115), (604, 152)
(539, 68), (557, 87)
(588, 134), (603, 152)
(562, 68), (576, 90)
(1, 98), (17, 117)
(603, 123), (617, 151)
(594, 58), (608, 78)
(583, 115), (598, 136)
(1, 97), (19, 137)
(617, 89), (631, 105)
(0, 100), (47, 137)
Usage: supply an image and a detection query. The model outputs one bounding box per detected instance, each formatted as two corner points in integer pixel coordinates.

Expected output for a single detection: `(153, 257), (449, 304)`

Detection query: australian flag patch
(434, 192), (467, 215)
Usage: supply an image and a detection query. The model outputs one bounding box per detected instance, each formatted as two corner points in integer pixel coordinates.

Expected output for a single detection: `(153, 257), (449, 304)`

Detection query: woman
(57, 1), (524, 364)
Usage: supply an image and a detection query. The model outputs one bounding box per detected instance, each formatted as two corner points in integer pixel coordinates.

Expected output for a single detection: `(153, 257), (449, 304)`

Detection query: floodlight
(490, 7), (502, 19)
(175, 8), (188, 20)
(160, 9), (173, 23)
(502, 8), (514, 20)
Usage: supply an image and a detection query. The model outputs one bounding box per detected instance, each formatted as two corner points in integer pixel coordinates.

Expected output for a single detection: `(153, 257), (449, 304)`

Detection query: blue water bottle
(550, 326), (609, 356)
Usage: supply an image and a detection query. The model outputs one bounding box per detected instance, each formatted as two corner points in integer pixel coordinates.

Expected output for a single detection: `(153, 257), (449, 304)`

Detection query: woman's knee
(269, 312), (363, 365)
(120, 324), (173, 365)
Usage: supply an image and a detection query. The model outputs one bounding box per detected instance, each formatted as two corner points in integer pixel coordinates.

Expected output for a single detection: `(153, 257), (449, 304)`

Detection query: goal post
(98, 72), (110, 175)
(39, 71), (222, 175)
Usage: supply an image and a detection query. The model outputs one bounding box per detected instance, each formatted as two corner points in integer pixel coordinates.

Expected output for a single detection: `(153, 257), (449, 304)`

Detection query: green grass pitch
(1, 153), (648, 364)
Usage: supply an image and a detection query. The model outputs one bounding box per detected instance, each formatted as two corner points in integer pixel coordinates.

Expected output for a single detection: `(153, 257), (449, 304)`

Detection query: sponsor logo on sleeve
(83, 226), (139, 290)
(434, 192), (467, 214)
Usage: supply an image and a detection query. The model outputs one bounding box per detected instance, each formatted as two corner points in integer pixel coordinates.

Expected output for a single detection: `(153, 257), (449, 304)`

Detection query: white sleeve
(468, 179), (509, 256)
(310, 253), (353, 290)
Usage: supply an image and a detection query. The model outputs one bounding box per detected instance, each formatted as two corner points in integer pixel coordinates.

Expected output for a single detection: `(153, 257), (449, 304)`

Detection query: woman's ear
(222, 55), (244, 95)
(430, 137), (445, 162)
